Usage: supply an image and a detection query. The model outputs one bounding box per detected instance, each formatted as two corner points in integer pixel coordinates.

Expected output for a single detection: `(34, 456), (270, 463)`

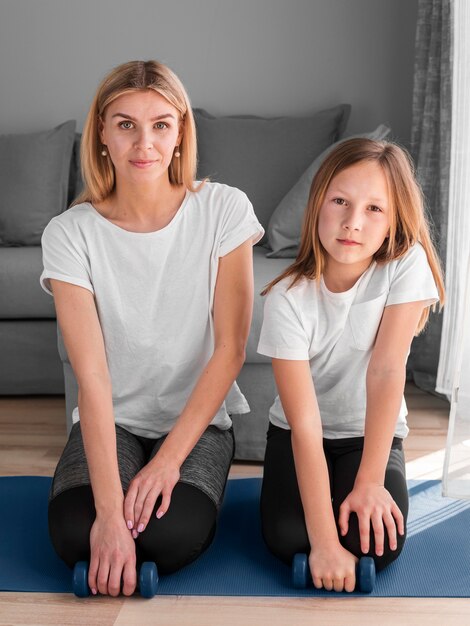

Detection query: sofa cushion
(246, 245), (292, 363)
(0, 320), (64, 394)
(0, 121), (76, 246)
(0, 247), (56, 319)
(194, 105), (351, 243)
(266, 124), (391, 258)
(68, 133), (84, 206)
(0, 244), (293, 339)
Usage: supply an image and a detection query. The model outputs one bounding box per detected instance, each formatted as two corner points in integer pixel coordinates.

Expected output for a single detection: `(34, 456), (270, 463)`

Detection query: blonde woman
(257, 138), (445, 592)
(40, 60), (264, 596)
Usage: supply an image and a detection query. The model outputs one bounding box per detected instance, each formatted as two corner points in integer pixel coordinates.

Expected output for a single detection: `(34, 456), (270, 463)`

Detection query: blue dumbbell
(292, 553), (376, 593)
(73, 561), (159, 598)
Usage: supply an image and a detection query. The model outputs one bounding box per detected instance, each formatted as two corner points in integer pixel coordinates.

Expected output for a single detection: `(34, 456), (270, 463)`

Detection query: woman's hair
(73, 60), (201, 205)
(261, 138), (445, 334)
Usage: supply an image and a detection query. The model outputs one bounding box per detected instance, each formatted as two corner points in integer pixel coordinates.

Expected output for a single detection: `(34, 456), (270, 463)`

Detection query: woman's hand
(89, 512), (137, 596)
(124, 457), (180, 537)
(309, 542), (358, 592)
(338, 482), (405, 556)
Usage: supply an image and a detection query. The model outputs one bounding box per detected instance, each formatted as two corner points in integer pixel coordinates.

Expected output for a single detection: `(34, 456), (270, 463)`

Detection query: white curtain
(442, 254), (470, 497)
(440, 0), (470, 497)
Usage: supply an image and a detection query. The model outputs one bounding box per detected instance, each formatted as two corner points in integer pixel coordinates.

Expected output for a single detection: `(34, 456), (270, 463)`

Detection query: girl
(257, 138), (444, 593)
(40, 60), (264, 596)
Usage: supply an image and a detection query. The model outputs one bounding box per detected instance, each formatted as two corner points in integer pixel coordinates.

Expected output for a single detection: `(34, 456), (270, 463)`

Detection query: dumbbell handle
(292, 553), (376, 593)
(72, 561), (158, 598)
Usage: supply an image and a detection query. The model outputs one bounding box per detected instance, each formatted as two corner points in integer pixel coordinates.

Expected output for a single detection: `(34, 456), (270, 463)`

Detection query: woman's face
(317, 160), (392, 274)
(99, 89), (182, 186)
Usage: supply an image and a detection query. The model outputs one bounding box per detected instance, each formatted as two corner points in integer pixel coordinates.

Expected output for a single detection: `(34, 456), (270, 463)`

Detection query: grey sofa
(0, 104), (356, 460)
(0, 121), (76, 396)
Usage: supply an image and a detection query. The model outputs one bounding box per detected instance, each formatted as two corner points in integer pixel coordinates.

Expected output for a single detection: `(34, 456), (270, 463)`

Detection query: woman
(40, 60), (264, 596)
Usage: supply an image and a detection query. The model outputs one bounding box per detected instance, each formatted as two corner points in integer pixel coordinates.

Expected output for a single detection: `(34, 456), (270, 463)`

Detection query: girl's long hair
(261, 138), (445, 334)
(73, 60), (201, 205)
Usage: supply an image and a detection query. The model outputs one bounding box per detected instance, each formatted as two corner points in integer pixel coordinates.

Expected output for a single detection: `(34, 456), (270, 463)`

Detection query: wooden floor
(1, 384), (469, 625)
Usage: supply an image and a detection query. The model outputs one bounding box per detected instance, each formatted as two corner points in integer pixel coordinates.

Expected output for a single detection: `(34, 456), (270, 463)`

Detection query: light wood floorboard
(1, 384), (469, 625)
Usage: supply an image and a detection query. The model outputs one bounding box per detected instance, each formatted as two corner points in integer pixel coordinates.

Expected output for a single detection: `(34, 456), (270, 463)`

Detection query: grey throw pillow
(0, 120), (76, 246)
(195, 105), (351, 244)
(67, 132), (84, 207)
(266, 124), (391, 258)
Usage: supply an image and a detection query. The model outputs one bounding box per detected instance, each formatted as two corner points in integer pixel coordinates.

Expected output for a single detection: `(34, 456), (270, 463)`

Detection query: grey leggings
(48, 422), (235, 573)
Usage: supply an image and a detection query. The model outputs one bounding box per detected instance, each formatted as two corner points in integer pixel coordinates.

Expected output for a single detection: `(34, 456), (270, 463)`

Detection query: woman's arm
(124, 238), (255, 531)
(50, 279), (136, 596)
(338, 300), (428, 555)
(271, 358), (357, 592)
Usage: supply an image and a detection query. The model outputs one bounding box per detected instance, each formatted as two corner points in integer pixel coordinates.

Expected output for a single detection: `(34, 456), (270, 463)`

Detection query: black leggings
(260, 423), (408, 572)
(49, 482), (217, 574)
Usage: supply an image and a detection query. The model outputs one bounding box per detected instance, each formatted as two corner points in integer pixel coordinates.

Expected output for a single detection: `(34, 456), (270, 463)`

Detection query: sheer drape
(440, 0), (470, 498)
(437, 0), (470, 397)
(442, 253), (470, 498)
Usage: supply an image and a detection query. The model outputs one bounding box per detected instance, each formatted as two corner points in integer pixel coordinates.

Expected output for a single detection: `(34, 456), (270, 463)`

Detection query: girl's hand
(309, 542), (358, 592)
(338, 483), (405, 556)
(89, 512), (137, 596)
(123, 457), (180, 537)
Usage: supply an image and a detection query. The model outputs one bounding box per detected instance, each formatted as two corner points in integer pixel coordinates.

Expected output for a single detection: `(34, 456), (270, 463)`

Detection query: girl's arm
(50, 279), (137, 597)
(338, 300), (428, 555)
(271, 358), (357, 593)
(124, 238), (255, 533)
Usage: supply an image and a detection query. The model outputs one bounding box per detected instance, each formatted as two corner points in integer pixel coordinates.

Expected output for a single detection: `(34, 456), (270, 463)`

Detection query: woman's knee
(48, 485), (95, 568)
(136, 482), (217, 574)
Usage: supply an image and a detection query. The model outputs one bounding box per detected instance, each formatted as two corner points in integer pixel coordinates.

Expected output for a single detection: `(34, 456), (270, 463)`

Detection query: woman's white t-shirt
(40, 182), (264, 438)
(257, 243), (439, 439)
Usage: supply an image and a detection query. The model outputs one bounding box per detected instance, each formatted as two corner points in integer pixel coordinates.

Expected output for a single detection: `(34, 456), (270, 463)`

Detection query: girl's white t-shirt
(40, 182), (264, 438)
(257, 243), (439, 439)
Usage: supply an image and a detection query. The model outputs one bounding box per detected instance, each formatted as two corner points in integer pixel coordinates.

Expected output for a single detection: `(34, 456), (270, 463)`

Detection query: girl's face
(317, 160), (391, 276)
(99, 90), (182, 186)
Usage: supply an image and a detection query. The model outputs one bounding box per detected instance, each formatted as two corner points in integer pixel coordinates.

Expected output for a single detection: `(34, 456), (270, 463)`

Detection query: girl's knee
(339, 515), (407, 572)
(261, 514), (309, 565)
(372, 537), (406, 571)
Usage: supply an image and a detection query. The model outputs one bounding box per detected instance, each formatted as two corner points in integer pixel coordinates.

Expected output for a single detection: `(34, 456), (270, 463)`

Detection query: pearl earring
(101, 147), (108, 157)
(174, 146), (181, 158)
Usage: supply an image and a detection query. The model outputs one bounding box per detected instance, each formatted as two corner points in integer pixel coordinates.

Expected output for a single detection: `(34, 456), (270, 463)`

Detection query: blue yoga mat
(1, 476), (470, 597)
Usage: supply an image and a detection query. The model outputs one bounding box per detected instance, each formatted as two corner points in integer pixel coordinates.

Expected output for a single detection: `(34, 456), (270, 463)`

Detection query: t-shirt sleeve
(386, 243), (439, 307)
(40, 217), (94, 296)
(218, 188), (265, 257)
(257, 284), (310, 360)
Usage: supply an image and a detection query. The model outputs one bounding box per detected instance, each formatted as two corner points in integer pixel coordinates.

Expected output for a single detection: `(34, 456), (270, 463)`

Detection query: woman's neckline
(86, 188), (191, 236)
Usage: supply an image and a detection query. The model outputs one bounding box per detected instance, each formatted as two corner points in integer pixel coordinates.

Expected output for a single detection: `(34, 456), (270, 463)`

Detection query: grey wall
(0, 0), (418, 143)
